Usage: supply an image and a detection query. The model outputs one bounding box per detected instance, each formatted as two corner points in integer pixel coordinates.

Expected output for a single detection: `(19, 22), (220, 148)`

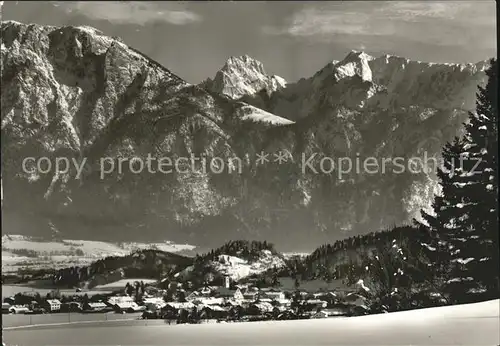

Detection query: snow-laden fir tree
(420, 59), (498, 303)
(448, 58), (499, 301)
(418, 137), (472, 286)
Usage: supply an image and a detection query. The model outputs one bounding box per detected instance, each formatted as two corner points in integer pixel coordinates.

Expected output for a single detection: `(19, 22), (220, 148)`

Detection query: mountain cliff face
(0, 21), (293, 246)
(202, 51), (488, 241)
(1, 21), (489, 251)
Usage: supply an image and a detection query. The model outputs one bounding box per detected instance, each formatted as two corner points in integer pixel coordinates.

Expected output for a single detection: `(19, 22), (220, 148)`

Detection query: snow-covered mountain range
(0, 21), (490, 250)
(204, 51), (486, 120)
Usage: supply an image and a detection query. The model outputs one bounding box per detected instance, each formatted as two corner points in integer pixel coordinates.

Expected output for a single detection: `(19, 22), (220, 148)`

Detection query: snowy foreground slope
(4, 300), (499, 346)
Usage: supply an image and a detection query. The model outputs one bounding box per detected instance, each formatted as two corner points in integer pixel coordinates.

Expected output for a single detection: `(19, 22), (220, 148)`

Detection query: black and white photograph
(1, 1), (499, 345)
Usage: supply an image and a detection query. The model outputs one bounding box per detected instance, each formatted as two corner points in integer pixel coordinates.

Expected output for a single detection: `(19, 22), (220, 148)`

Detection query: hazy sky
(2, 1), (497, 83)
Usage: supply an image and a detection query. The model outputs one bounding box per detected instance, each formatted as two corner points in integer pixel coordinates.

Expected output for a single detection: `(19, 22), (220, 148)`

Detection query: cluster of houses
(3, 298), (64, 315)
(164, 285), (369, 321)
(2, 279), (369, 322)
(142, 279), (369, 321)
(2, 295), (146, 315)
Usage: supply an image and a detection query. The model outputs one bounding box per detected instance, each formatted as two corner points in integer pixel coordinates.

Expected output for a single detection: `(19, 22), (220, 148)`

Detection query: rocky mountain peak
(343, 50), (375, 62)
(334, 50), (375, 82)
(201, 54), (286, 100)
(224, 54), (267, 75)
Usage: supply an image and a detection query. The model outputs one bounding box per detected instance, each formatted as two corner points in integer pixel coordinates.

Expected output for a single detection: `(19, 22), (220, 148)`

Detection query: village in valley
(2, 276), (367, 323)
(2, 265), (370, 324)
(0, 228), (460, 327)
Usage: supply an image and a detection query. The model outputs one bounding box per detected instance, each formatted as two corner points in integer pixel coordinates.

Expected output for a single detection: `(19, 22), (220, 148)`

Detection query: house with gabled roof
(302, 299), (327, 309)
(242, 289), (259, 301)
(213, 287), (244, 301)
(83, 301), (108, 311)
(42, 299), (61, 312)
(344, 292), (367, 307)
(186, 291), (201, 301)
(260, 288), (286, 300)
(193, 297), (225, 306)
(199, 305), (228, 319)
(107, 296), (134, 306)
(313, 291), (337, 306)
(164, 302), (195, 310)
(9, 305), (30, 314)
(312, 306), (349, 318)
(247, 302), (274, 315)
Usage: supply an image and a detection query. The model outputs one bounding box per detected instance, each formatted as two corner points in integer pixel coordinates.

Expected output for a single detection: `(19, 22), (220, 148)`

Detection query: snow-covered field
(2, 311), (143, 329)
(92, 278), (158, 291)
(1, 234), (196, 274)
(1, 278), (156, 299)
(4, 300), (499, 345)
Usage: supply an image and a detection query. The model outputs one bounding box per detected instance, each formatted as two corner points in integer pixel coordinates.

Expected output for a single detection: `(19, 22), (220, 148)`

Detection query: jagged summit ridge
(204, 49), (488, 111)
(224, 55), (267, 76)
(1, 20), (187, 86)
(202, 55), (287, 99)
(312, 49), (488, 90)
(334, 50), (374, 82)
(344, 49), (487, 70)
(203, 49), (487, 120)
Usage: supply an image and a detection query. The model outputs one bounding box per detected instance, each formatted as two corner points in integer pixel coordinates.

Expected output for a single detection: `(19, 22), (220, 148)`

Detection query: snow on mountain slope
(1, 20), (491, 248)
(334, 51), (374, 82)
(236, 104), (294, 126)
(205, 49), (487, 120)
(170, 249), (287, 282)
(1, 21), (296, 245)
(211, 250), (286, 281)
(308, 50), (485, 115)
(201, 50), (489, 229)
(92, 278), (157, 291)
